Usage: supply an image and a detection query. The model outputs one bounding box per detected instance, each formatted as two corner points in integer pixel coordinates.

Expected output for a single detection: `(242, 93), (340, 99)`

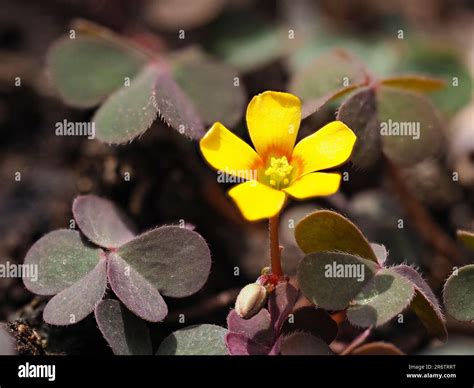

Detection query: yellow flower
(199, 91), (357, 221)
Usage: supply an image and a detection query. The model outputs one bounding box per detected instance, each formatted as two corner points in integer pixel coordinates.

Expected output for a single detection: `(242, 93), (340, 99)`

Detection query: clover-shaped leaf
(295, 210), (378, 263)
(156, 324), (228, 355)
(377, 86), (442, 166)
(346, 268), (415, 328)
(23, 195), (212, 326)
(95, 299), (152, 355)
(92, 64), (159, 144)
(227, 309), (274, 347)
(23, 229), (101, 296)
(47, 36), (147, 108)
(444, 264), (474, 322)
(73, 195), (136, 248)
(392, 265), (447, 341)
(280, 332), (334, 356)
(297, 252), (378, 311)
(46, 21), (245, 144)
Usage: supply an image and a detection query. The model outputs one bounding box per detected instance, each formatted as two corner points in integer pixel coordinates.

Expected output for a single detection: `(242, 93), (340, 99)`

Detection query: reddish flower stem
(269, 215), (284, 278)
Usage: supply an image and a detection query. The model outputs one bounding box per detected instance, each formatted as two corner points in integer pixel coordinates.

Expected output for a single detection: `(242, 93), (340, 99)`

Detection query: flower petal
(291, 121), (356, 177)
(228, 181), (287, 221)
(200, 122), (262, 180)
(283, 172), (341, 199)
(246, 91), (301, 159)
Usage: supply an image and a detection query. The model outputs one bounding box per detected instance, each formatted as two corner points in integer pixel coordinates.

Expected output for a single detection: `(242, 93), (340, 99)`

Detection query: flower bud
(235, 283), (267, 319)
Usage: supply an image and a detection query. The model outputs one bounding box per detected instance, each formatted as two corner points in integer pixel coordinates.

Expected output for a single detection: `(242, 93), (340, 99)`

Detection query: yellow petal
(228, 181), (287, 221)
(200, 122), (262, 180)
(283, 172), (341, 199)
(246, 91), (301, 159)
(291, 121), (356, 177)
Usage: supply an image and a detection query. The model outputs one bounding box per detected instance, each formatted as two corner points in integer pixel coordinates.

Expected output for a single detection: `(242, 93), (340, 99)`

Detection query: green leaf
(93, 64), (159, 144)
(457, 230), (474, 251)
(23, 230), (101, 295)
(289, 49), (367, 107)
(377, 86), (442, 166)
(73, 195), (136, 249)
(156, 324), (228, 355)
(336, 88), (381, 168)
(347, 268), (415, 328)
(302, 84), (361, 119)
(47, 36), (146, 108)
(43, 259), (107, 326)
(393, 265), (447, 341)
(295, 210), (378, 263)
(117, 226), (211, 298)
(95, 299), (152, 355)
(380, 75), (445, 93)
(297, 252), (378, 311)
(444, 264), (474, 322)
(172, 51), (245, 128)
(350, 341), (404, 355)
(280, 332), (334, 355)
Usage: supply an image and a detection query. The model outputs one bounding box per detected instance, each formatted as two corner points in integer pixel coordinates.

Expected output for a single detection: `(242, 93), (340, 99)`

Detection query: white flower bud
(235, 283), (267, 319)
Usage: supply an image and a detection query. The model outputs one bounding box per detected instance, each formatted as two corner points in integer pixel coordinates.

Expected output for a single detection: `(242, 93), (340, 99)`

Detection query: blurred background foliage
(0, 0), (473, 355)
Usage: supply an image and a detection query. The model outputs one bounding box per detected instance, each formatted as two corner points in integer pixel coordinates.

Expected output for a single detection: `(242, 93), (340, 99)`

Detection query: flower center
(264, 156), (293, 189)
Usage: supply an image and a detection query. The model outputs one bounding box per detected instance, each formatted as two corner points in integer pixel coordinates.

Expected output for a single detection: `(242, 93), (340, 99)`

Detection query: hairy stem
(269, 215), (284, 278)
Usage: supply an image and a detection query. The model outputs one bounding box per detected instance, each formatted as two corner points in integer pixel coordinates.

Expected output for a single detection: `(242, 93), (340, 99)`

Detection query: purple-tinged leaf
(227, 309), (274, 347)
(95, 299), (152, 355)
(43, 259), (107, 326)
(157, 324), (228, 355)
(340, 328), (371, 355)
(0, 323), (17, 355)
(107, 253), (168, 322)
(117, 226), (211, 298)
(93, 64), (159, 144)
(23, 229), (101, 296)
(225, 332), (270, 356)
(347, 268), (415, 328)
(392, 265), (447, 341)
(350, 341), (404, 355)
(281, 306), (338, 344)
(297, 252), (378, 311)
(295, 210), (379, 263)
(336, 87), (381, 169)
(268, 282), (299, 333)
(380, 75), (445, 93)
(73, 195), (136, 249)
(153, 65), (205, 139)
(280, 332), (334, 355)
